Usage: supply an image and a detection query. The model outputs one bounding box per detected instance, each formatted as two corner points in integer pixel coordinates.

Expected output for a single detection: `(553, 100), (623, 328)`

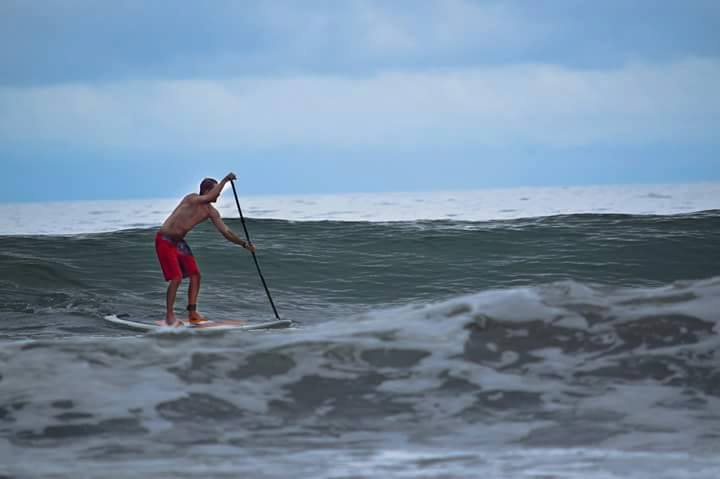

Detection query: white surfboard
(104, 314), (293, 332)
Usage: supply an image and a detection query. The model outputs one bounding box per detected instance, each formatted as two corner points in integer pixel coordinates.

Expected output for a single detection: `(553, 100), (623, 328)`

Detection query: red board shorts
(155, 232), (200, 281)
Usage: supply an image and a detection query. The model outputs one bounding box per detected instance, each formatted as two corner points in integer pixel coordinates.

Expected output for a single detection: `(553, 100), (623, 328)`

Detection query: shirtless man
(155, 173), (256, 326)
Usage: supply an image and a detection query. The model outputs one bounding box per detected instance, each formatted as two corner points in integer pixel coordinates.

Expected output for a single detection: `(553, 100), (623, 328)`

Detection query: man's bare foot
(156, 315), (184, 327)
(188, 311), (209, 324)
(155, 320), (184, 327)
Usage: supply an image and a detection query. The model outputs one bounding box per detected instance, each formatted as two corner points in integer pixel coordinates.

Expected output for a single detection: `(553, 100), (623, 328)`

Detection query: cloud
(0, 0), (545, 85)
(0, 58), (718, 152)
(255, 0), (540, 57)
(2, 1), (717, 86)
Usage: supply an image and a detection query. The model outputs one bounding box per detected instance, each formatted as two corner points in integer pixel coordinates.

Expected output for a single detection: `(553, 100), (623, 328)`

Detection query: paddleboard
(104, 314), (292, 332)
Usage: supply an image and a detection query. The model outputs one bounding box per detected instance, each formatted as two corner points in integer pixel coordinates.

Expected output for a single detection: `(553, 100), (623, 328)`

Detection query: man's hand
(244, 242), (257, 253)
(224, 172), (237, 182)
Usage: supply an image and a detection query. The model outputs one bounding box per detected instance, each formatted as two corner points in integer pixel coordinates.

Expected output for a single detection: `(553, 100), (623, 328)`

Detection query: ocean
(1, 183), (720, 478)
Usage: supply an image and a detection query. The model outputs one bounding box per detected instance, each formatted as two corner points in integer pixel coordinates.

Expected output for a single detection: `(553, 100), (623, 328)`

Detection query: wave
(1, 210), (719, 341)
(2, 277), (719, 454)
(2, 209), (719, 281)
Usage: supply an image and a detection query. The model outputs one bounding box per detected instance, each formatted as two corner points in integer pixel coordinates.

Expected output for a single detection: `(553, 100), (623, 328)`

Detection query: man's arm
(192, 173), (236, 204)
(208, 207), (256, 252)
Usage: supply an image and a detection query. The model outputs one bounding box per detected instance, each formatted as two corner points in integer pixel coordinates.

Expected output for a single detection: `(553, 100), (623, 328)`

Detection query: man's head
(200, 178), (218, 198)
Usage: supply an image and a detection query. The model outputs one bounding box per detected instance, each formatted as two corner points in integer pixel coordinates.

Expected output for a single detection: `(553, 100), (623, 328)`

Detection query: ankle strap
(186, 304), (197, 312)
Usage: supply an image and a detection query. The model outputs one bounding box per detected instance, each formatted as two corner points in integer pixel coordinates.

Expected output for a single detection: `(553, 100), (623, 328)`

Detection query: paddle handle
(230, 180), (281, 320)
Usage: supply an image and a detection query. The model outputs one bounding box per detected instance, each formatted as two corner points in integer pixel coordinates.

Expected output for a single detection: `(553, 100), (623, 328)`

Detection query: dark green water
(1, 212), (718, 339)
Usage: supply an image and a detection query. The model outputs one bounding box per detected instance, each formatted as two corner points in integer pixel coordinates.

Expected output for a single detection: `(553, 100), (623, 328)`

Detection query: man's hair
(199, 178), (218, 195)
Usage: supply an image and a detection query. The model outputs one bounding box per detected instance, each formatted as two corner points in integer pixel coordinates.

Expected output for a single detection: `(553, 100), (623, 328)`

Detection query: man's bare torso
(158, 195), (217, 240)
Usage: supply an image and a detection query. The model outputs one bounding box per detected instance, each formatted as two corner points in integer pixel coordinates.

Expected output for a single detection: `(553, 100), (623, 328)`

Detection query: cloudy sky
(1, 0), (718, 201)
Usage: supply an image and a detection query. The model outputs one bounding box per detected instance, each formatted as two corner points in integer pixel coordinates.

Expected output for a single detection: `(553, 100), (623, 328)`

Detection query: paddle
(230, 180), (281, 320)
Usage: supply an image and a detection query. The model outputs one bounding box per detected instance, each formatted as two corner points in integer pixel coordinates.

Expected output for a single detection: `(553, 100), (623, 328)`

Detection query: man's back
(159, 194), (213, 240)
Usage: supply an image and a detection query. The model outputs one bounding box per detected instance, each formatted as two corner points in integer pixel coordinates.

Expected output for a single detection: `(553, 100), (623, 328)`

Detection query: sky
(1, 0), (719, 202)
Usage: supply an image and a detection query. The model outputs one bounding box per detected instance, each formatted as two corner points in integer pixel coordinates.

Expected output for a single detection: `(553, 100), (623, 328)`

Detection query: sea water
(1, 183), (719, 478)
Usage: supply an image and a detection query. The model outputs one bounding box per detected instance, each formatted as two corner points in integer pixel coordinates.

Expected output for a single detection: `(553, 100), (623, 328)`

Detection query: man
(155, 172), (256, 326)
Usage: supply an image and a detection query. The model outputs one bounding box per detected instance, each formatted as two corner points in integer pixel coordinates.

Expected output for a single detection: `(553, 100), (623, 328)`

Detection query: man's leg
(188, 273), (200, 309)
(166, 279), (182, 325)
(187, 274), (208, 322)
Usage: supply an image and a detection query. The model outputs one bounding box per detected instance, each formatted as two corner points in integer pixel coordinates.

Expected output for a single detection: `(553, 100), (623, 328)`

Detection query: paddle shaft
(230, 180), (281, 320)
